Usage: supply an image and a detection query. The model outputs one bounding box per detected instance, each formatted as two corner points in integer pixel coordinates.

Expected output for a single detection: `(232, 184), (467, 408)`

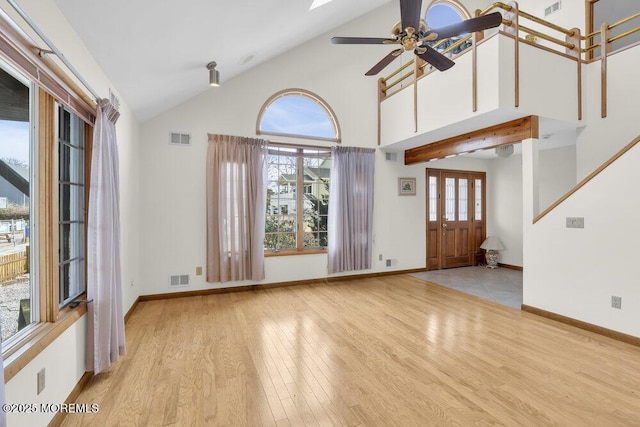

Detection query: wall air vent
(385, 152), (398, 162)
(169, 132), (191, 146)
(169, 274), (190, 287)
(544, 1), (561, 17)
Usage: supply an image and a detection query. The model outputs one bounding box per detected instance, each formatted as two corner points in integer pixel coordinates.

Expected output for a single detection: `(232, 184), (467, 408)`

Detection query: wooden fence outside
(0, 250), (28, 283)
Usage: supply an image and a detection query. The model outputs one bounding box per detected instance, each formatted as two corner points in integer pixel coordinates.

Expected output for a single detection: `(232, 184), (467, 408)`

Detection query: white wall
(1, 1), (141, 425)
(487, 153), (523, 267)
(5, 317), (86, 427)
(578, 45), (640, 179)
(539, 143), (576, 210)
(138, 3), (431, 296)
(523, 139), (640, 338)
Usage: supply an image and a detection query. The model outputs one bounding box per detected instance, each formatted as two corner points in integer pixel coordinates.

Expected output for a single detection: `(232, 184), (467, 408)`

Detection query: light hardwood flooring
(63, 275), (640, 426)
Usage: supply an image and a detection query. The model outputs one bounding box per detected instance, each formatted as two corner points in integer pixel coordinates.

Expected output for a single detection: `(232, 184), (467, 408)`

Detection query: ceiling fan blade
(365, 49), (403, 76)
(400, 0), (422, 32)
(428, 12), (503, 41)
(331, 37), (396, 45)
(414, 45), (455, 71)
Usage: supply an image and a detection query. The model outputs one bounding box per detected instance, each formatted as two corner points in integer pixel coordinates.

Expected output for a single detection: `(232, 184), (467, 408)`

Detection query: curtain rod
(6, 0), (101, 102)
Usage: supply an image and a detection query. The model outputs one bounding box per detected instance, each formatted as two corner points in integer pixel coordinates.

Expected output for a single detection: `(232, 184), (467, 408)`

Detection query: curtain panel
(328, 146), (376, 274)
(86, 99), (125, 375)
(207, 134), (268, 282)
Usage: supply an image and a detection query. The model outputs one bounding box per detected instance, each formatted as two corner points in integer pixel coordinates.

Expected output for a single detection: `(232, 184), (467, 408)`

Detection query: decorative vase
(485, 250), (499, 269)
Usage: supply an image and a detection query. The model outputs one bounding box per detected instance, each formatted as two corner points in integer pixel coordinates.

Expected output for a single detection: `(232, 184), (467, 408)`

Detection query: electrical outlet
(130, 280), (134, 287)
(386, 259), (392, 267)
(196, 266), (203, 276)
(378, 254), (383, 261)
(37, 368), (45, 395)
(611, 296), (622, 309)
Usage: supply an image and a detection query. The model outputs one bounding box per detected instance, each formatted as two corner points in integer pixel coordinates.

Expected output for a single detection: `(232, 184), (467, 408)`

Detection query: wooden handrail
(609, 26), (640, 43)
(378, 1), (640, 131)
(608, 11), (640, 30)
(534, 135), (640, 224)
(518, 24), (575, 50)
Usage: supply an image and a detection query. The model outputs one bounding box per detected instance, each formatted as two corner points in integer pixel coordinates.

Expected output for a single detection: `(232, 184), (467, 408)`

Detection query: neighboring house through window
(257, 89), (340, 254)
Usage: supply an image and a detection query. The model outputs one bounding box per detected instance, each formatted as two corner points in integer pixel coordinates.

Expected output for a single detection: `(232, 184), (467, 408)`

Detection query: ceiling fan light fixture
(206, 61), (220, 87)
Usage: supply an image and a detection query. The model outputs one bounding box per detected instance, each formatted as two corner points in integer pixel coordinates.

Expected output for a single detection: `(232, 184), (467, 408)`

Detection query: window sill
(265, 249), (327, 257)
(2, 304), (87, 383)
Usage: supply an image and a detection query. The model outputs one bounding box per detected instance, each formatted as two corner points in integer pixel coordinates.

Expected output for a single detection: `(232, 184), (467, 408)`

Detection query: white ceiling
(54, 0), (393, 121)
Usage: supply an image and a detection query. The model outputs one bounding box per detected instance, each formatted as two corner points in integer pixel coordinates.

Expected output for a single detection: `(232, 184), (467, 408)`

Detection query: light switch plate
(566, 217), (584, 228)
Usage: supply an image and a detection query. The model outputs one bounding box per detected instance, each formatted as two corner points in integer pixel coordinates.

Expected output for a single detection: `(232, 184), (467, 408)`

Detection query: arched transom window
(257, 89), (341, 143)
(425, 0), (470, 29)
(425, 0), (472, 54)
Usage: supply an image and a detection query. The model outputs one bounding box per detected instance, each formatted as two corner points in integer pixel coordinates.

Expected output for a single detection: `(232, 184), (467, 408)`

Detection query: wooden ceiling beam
(404, 116), (539, 165)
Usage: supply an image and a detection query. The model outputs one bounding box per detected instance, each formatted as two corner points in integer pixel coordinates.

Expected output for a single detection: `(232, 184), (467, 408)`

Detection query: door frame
(426, 168), (487, 270)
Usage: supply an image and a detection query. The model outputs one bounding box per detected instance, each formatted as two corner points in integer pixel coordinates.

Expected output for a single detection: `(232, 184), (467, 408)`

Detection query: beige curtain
(207, 134), (268, 282)
(328, 146), (376, 274)
(87, 99), (125, 374)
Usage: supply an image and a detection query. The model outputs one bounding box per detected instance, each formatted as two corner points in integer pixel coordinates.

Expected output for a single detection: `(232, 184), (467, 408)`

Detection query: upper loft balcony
(377, 2), (640, 155)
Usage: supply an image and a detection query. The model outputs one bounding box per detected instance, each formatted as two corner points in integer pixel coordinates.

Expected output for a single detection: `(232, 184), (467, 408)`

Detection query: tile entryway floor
(411, 266), (523, 309)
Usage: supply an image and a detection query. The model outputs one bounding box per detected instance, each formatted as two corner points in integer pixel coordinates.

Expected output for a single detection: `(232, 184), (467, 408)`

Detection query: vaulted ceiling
(54, 0), (393, 121)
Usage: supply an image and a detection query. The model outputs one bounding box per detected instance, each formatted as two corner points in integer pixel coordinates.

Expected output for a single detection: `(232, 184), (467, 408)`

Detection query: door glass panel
(429, 176), (438, 221)
(445, 177), (455, 221)
(475, 178), (482, 220)
(458, 179), (468, 221)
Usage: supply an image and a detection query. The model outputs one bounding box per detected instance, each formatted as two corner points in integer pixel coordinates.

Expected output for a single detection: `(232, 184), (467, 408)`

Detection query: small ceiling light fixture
(206, 61), (220, 87)
(495, 144), (514, 159)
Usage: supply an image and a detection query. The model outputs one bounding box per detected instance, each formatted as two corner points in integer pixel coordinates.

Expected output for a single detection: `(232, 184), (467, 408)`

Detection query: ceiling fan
(331, 0), (503, 76)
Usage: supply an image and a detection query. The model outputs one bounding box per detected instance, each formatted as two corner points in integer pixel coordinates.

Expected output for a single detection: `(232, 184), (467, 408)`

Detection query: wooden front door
(426, 169), (486, 270)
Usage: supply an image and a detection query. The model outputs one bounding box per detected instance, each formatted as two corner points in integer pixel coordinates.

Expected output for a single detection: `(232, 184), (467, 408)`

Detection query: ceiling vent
(496, 144), (514, 159)
(544, 1), (561, 17)
(169, 132), (191, 146)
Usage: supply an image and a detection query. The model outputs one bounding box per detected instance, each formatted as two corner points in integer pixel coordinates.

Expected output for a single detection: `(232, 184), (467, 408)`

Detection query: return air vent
(385, 152), (398, 162)
(169, 132), (191, 146)
(544, 1), (561, 17)
(169, 274), (190, 287)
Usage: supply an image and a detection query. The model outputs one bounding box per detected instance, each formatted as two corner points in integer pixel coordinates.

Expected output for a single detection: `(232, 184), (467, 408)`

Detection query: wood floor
(63, 275), (640, 426)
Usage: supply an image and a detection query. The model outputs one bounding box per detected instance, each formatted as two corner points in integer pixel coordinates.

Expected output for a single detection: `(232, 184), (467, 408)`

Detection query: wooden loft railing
(377, 2), (640, 144)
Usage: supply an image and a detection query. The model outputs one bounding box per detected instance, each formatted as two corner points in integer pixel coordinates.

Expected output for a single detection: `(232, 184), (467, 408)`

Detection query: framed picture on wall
(398, 177), (416, 196)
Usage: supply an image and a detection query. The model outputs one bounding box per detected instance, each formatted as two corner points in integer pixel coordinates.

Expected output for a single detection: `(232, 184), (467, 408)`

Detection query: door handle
(442, 223), (447, 229)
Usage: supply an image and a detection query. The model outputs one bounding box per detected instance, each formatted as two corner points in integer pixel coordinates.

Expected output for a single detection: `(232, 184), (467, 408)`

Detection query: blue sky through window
(260, 94), (336, 139)
(426, 3), (464, 29)
(0, 120), (30, 165)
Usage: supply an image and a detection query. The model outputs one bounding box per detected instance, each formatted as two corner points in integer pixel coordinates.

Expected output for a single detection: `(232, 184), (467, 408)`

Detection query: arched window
(425, 0), (470, 28)
(256, 89), (341, 143)
(425, 1), (472, 55)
